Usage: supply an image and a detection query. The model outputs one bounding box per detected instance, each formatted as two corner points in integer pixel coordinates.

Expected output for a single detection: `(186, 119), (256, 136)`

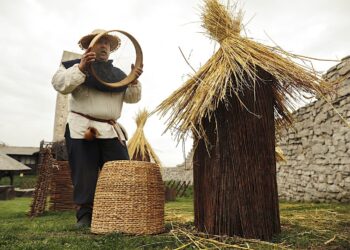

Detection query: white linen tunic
(52, 63), (141, 140)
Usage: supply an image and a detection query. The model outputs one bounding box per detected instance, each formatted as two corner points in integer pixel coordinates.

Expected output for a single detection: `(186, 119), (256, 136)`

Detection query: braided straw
(91, 160), (165, 234)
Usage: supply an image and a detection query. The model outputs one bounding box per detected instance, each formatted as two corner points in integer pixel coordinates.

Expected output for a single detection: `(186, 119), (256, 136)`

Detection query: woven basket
(91, 160), (165, 234)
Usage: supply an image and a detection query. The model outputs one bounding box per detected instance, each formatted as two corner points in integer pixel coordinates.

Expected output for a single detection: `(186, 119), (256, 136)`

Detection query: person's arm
(51, 64), (86, 94)
(123, 64), (142, 103)
(52, 48), (96, 94)
(124, 80), (142, 103)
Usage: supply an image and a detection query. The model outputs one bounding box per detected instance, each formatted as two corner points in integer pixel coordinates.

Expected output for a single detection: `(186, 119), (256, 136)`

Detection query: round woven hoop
(91, 160), (165, 234)
(88, 29), (143, 88)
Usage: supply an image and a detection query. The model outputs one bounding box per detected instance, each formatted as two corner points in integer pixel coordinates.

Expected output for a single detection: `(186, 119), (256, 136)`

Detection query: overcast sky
(0, 0), (349, 167)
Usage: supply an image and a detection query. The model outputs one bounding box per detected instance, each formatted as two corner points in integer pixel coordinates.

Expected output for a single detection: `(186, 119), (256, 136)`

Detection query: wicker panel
(49, 161), (75, 211)
(91, 160), (165, 234)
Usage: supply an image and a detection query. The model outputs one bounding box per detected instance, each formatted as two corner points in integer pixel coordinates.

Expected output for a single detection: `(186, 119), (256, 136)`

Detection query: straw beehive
(91, 160), (165, 235)
(128, 109), (161, 165)
(155, 0), (335, 240)
(91, 110), (165, 235)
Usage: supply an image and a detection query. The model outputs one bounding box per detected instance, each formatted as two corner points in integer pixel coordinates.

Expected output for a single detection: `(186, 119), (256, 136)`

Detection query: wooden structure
(164, 180), (191, 201)
(193, 71), (280, 239)
(0, 152), (31, 186)
(49, 161), (75, 211)
(0, 185), (15, 200)
(29, 144), (55, 217)
(0, 146), (39, 174)
(29, 142), (75, 216)
(156, 0), (332, 240)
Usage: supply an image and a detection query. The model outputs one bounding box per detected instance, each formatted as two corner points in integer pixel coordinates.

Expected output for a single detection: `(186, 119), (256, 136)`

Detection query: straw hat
(78, 29), (121, 52)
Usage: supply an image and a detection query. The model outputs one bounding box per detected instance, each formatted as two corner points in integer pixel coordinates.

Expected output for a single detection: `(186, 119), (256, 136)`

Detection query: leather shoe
(76, 213), (92, 228)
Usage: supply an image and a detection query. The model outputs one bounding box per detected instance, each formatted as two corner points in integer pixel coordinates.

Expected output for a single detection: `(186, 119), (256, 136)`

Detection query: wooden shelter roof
(0, 152), (31, 171)
(0, 146), (39, 156)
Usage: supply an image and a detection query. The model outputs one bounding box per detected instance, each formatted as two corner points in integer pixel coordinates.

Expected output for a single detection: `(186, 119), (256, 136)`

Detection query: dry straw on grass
(128, 109), (161, 165)
(155, 0), (339, 144)
(170, 225), (292, 250)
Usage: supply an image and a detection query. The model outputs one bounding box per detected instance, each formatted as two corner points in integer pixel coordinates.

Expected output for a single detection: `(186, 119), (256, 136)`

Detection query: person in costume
(52, 29), (142, 228)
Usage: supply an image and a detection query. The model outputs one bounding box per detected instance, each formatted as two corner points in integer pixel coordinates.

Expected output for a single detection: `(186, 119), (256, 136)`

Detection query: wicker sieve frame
(91, 160), (165, 235)
(88, 29), (143, 88)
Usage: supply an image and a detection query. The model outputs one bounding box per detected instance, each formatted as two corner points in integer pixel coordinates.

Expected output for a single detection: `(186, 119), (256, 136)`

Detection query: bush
(0, 174), (37, 189)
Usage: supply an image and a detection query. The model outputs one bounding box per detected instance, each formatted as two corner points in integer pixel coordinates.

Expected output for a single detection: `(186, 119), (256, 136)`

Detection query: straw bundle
(128, 109), (161, 164)
(155, 0), (333, 144)
(275, 146), (286, 163)
(91, 160), (165, 235)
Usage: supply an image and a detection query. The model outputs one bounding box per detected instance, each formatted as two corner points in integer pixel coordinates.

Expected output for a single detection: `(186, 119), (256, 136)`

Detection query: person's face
(92, 36), (111, 62)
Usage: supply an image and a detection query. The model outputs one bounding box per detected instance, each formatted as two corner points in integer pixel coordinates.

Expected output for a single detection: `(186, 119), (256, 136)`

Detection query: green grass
(0, 197), (349, 249)
(276, 202), (350, 249)
(0, 198), (183, 250)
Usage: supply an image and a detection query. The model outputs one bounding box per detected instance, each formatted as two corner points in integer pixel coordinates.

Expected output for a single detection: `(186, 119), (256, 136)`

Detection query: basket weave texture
(50, 161), (75, 211)
(91, 160), (165, 234)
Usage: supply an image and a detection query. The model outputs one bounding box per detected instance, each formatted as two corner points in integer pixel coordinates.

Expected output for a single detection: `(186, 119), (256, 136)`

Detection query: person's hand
(79, 47), (96, 74)
(131, 63), (143, 78)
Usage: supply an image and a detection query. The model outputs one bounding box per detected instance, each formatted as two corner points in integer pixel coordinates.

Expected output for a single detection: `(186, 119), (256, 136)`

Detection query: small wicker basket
(91, 160), (165, 234)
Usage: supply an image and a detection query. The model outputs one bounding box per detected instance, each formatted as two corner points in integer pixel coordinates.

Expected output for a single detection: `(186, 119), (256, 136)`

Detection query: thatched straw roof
(155, 0), (336, 143)
(128, 109), (161, 165)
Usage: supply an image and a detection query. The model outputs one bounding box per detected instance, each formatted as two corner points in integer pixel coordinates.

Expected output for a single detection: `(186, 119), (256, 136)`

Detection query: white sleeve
(51, 64), (86, 94)
(124, 81), (142, 103)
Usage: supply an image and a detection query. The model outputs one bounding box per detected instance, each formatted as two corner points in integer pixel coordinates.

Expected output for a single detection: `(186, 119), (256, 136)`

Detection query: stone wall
(161, 56), (350, 202)
(161, 149), (193, 184)
(277, 57), (350, 202)
(161, 166), (193, 184)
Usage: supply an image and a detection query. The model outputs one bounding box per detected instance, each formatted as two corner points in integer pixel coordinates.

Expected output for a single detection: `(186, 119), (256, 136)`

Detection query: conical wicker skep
(91, 160), (165, 235)
(128, 109), (161, 165)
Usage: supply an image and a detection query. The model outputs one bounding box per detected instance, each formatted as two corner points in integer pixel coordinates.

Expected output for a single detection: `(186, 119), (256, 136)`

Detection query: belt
(71, 111), (127, 145)
(72, 111), (116, 124)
